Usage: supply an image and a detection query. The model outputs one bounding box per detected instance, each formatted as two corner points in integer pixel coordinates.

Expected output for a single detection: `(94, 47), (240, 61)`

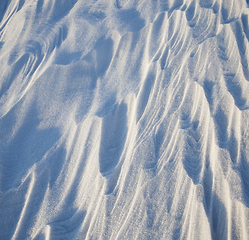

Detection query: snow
(0, 0), (249, 239)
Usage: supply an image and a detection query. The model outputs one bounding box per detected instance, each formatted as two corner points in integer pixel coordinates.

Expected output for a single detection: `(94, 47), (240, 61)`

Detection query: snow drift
(1, 0), (249, 239)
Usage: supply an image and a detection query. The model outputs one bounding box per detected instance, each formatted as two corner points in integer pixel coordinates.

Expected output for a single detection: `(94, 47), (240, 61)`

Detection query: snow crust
(1, 0), (249, 239)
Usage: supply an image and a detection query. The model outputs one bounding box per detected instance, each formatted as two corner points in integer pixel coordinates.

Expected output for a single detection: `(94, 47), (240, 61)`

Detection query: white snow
(1, 0), (249, 239)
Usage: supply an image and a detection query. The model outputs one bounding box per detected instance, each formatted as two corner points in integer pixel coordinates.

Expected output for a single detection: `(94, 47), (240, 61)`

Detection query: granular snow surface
(1, 0), (249, 239)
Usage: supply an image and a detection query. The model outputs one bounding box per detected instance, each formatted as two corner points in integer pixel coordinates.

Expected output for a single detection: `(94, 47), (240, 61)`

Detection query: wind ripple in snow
(1, 0), (249, 239)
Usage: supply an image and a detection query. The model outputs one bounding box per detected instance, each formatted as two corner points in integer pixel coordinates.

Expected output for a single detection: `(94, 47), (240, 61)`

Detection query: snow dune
(0, 0), (249, 239)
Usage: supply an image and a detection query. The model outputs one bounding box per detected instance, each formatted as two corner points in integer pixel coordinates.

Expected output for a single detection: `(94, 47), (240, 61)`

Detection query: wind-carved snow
(0, 0), (249, 239)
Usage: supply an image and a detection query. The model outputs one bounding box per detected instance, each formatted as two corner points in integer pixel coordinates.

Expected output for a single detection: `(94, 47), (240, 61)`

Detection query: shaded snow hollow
(1, 0), (249, 239)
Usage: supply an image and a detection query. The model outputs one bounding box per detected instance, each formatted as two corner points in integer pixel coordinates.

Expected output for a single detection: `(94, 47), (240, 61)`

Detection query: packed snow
(1, 0), (249, 239)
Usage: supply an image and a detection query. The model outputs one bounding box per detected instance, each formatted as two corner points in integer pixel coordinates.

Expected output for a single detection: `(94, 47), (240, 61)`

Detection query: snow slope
(1, 0), (249, 239)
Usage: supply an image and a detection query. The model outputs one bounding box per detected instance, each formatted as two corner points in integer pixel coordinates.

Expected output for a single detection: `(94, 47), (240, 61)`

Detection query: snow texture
(1, 0), (249, 239)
